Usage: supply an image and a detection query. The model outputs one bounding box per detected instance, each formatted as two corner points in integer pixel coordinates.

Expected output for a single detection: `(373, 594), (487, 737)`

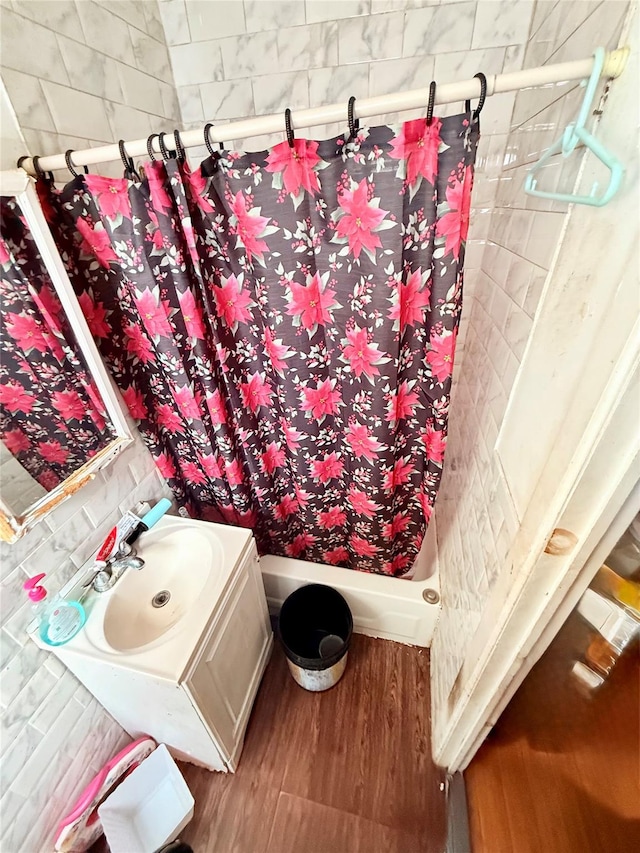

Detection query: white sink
(104, 527), (215, 652)
(48, 515), (255, 681)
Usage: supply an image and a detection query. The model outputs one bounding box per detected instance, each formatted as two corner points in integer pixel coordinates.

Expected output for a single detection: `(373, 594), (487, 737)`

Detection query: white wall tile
(0, 68), (56, 133)
(220, 30), (279, 78)
(0, 8), (70, 85)
(403, 2), (476, 56)
(130, 26), (173, 83)
(200, 77), (255, 119)
(75, 0), (136, 65)
(186, 0), (246, 39)
(278, 20), (339, 72)
(253, 70), (310, 115)
(369, 54), (433, 96)
(306, 0), (370, 24)
(339, 11), (404, 63)
(57, 35), (124, 103)
(171, 39), (224, 85)
(12, 0), (84, 40)
(116, 63), (165, 115)
(177, 83), (205, 122)
(245, 0), (306, 31)
(309, 62), (370, 105)
(159, 0), (192, 45)
(105, 101), (154, 141)
(104, 0), (147, 30)
(472, 0), (534, 49)
(39, 80), (112, 140)
(144, 0), (167, 41)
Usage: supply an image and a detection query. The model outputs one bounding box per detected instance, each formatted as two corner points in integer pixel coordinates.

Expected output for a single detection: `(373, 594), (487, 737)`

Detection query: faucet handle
(113, 540), (133, 560)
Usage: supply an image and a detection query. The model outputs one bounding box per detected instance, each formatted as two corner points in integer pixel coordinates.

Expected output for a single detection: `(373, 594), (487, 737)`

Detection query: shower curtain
(43, 114), (478, 575)
(0, 197), (110, 491)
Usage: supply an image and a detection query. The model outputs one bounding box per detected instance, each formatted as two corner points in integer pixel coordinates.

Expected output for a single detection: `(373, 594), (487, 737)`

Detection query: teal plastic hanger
(524, 47), (624, 207)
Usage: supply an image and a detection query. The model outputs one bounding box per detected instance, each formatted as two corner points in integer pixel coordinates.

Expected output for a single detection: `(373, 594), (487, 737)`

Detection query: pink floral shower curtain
(43, 114), (478, 576)
(0, 197), (111, 490)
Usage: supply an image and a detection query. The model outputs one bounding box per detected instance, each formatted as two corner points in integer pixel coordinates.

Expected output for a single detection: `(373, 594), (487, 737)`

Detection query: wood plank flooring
(180, 635), (446, 853)
(465, 611), (640, 853)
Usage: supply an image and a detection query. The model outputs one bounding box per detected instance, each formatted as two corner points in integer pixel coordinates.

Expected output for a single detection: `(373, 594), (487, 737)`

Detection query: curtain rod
(19, 49), (628, 176)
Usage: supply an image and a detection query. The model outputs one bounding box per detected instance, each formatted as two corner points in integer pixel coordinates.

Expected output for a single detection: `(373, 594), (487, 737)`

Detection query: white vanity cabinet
(35, 518), (273, 773)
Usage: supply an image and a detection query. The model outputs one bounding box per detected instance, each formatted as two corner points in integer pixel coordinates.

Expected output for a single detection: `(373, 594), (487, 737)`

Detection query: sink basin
(103, 527), (216, 652)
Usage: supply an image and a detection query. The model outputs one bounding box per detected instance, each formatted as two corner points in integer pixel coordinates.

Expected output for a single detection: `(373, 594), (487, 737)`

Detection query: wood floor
(179, 634), (446, 853)
(465, 612), (640, 853)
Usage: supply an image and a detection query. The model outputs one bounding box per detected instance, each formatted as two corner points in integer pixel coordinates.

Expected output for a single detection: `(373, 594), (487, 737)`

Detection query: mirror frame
(0, 169), (133, 542)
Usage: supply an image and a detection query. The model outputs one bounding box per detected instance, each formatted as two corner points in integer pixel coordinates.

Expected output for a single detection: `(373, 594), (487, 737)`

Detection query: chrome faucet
(84, 541), (145, 593)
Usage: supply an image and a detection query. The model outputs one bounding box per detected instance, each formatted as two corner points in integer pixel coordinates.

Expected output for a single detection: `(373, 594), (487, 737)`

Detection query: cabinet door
(185, 555), (272, 769)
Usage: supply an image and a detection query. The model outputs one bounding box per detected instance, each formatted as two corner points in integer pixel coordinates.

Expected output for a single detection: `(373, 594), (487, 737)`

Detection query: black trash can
(278, 584), (353, 691)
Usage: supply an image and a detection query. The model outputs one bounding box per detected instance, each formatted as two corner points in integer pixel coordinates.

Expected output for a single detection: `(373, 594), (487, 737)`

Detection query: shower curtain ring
(173, 129), (186, 161)
(426, 81), (437, 125)
(204, 123), (224, 157)
(64, 149), (88, 177)
(158, 132), (177, 161)
(465, 72), (487, 121)
(284, 108), (295, 148)
(31, 155), (54, 183)
(147, 133), (159, 161)
(118, 139), (139, 180)
(347, 95), (360, 142)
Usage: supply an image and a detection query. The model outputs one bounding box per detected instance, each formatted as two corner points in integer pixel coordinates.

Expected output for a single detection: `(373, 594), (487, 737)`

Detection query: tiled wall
(0, 0), (181, 174)
(431, 0), (631, 753)
(0, 438), (173, 852)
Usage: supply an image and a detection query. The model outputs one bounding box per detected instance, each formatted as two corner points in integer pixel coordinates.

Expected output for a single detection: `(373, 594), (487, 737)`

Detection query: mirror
(0, 170), (133, 542)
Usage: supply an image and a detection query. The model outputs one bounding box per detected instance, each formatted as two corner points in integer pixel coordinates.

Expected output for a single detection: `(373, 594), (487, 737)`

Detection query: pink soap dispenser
(24, 572), (48, 619)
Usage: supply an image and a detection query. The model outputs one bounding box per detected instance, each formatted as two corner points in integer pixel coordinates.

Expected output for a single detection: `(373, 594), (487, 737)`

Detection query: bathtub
(259, 517), (441, 648)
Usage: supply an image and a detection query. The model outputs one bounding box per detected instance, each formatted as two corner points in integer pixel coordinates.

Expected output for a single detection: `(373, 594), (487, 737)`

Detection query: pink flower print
(341, 325), (387, 380)
(225, 459), (245, 486)
(78, 292), (110, 338)
(345, 422), (383, 462)
(183, 461), (207, 485)
(436, 165), (473, 259)
(121, 386), (146, 419)
(39, 440), (68, 464)
(85, 175), (131, 220)
(419, 489), (433, 525)
(318, 507), (346, 529)
(3, 428), (30, 455)
(388, 268), (431, 332)
(324, 547), (349, 565)
(212, 273), (253, 329)
(146, 161), (173, 211)
(426, 328), (457, 383)
(274, 494), (299, 520)
(123, 324), (154, 363)
(0, 381), (35, 413)
(287, 271), (338, 334)
(263, 327), (293, 373)
(154, 451), (176, 479)
(350, 535), (377, 558)
(0, 238), (9, 265)
(261, 441), (286, 475)
(301, 378), (341, 422)
(347, 487), (381, 519)
(206, 389), (227, 425)
(265, 138), (321, 197)
(294, 484), (312, 509)
(389, 118), (442, 186)
(335, 179), (389, 259)
(77, 219), (117, 268)
(385, 554), (412, 576)
(240, 373), (272, 413)
(51, 389), (85, 421)
(422, 425), (447, 464)
(134, 288), (173, 339)
(383, 458), (414, 491)
(286, 532), (316, 558)
(229, 191), (270, 262)
(39, 470), (60, 490)
(178, 289), (206, 340)
(5, 313), (48, 354)
(172, 384), (201, 420)
(310, 452), (344, 483)
(187, 165), (214, 214)
(280, 418), (303, 452)
(382, 512), (411, 540)
(385, 380), (420, 424)
(199, 453), (223, 479)
(156, 403), (184, 433)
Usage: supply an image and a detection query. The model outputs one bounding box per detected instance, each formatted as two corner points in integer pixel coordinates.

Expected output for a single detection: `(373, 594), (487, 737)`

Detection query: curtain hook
(31, 155), (54, 183)
(426, 81), (437, 125)
(173, 129), (186, 161)
(146, 133), (159, 161)
(464, 72), (487, 122)
(118, 139), (139, 180)
(284, 108), (295, 148)
(204, 123), (224, 156)
(158, 132), (176, 161)
(347, 95), (360, 142)
(64, 149), (88, 177)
